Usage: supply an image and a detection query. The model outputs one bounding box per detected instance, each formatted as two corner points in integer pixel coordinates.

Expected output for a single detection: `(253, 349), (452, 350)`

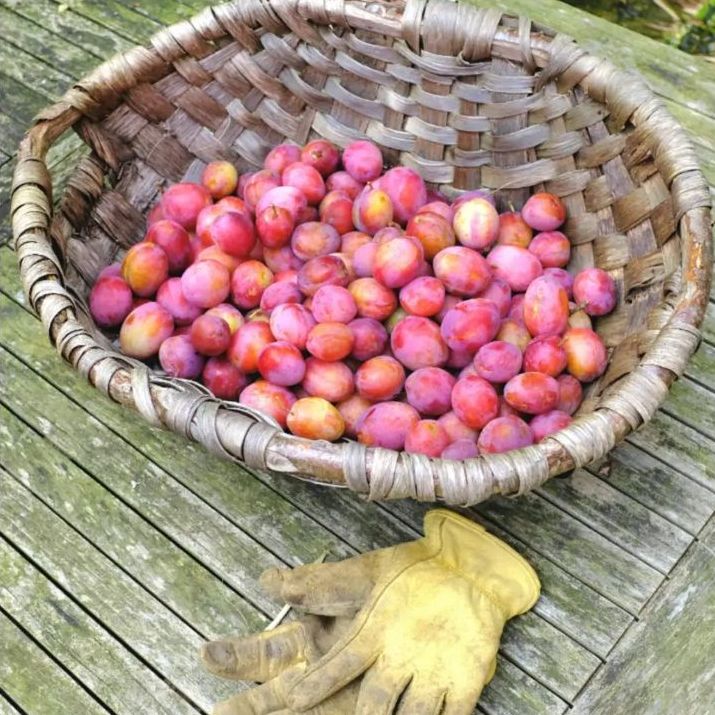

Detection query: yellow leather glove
(201, 509), (540, 714)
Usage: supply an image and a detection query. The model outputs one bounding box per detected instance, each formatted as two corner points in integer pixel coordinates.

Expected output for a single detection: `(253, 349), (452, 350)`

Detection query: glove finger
(201, 622), (307, 682)
(260, 552), (381, 616)
(212, 677), (287, 715)
(394, 682), (446, 715)
(286, 640), (376, 711)
(355, 664), (411, 715)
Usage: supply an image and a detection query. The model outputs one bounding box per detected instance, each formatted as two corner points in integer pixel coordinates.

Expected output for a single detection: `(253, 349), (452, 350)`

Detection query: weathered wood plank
(467, 0), (715, 119)
(0, 72), (48, 126)
(474, 494), (663, 614)
(702, 306), (715, 345)
(537, 469), (692, 573)
(479, 658), (567, 715)
(0, 39), (74, 101)
(0, 502), (208, 713)
(45, 0), (162, 45)
(108, 0), (196, 26)
(0, 368), (265, 637)
(0, 6), (101, 79)
(0, 694), (22, 715)
(628, 412), (715, 494)
(572, 516), (715, 713)
(686, 340), (715, 393)
(0, 349), (288, 615)
(592, 442), (715, 535)
(0, 609), (108, 715)
(1, 0), (131, 61)
(661, 377), (715, 443)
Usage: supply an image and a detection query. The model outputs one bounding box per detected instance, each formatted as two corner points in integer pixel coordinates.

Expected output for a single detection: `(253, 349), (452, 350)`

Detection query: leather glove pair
(200, 509), (540, 714)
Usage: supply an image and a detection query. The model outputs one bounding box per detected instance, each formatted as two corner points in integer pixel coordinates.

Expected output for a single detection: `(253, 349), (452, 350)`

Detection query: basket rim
(10, 0), (713, 506)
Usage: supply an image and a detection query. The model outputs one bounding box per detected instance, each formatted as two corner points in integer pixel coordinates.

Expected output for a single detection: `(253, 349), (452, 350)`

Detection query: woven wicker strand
(11, 0), (713, 505)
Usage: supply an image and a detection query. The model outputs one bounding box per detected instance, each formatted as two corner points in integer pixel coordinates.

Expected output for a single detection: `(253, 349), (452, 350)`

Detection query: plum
(256, 206), (294, 249)
(404, 420), (451, 457)
(374, 166), (427, 224)
(529, 231), (570, 268)
(258, 341), (306, 386)
(349, 278), (397, 321)
(145, 220), (191, 274)
(349, 317), (388, 361)
(373, 238), (423, 289)
(190, 314), (231, 356)
(230, 260), (274, 309)
(159, 334), (205, 379)
(441, 439), (479, 460)
(337, 394), (373, 438)
(264, 143), (301, 174)
(355, 355), (405, 402)
(319, 191), (354, 235)
(160, 183), (211, 230)
(352, 187), (394, 235)
(291, 221), (341, 261)
(326, 171), (364, 200)
(202, 161), (238, 199)
(89, 276), (133, 328)
(497, 211), (532, 248)
(302, 358), (354, 403)
(181, 259), (231, 308)
(572, 268), (617, 317)
(556, 374), (583, 415)
(301, 139), (340, 176)
(562, 328), (607, 382)
(440, 299), (501, 354)
(523, 336), (567, 377)
(202, 357), (247, 400)
(306, 322), (354, 361)
(119, 302), (174, 359)
(521, 192), (566, 232)
(298, 255), (350, 296)
(243, 170), (282, 211)
(433, 247), (491, 296)
(530, 410), (573, 441)
(122, 243), (169, 297)
(438, 411), (478, 443)
(504, 372), (560, 415)
(404, 367), (456, 416)
(453, 198), (499, 250)
(405, 212), (455, 259)
(269, 303), (316, 349)
(473, 341), (523, 383)
(391, 316), (448, 370)
(282, 162), (326, 205)
(478, 416), (534, 454)
(239, 380), (296, 427)
(227, 321), (274, 373)
(451, 375), (499, 429)
(399, 276), (445, 317)
(486, 245), (542, 292)
(311, 285), (358, 324)
(342, 140), (383, 182)
(356, 401), (420, 450)
(523, 276), (569, 337)
(287, 397), (345, 441)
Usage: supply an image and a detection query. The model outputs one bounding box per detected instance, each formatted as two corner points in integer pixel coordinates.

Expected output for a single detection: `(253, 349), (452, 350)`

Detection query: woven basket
(12, 0), (712, 505)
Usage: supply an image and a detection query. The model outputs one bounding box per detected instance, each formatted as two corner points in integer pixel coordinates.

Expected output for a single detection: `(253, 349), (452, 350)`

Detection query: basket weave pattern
(12, 0), (712, 505)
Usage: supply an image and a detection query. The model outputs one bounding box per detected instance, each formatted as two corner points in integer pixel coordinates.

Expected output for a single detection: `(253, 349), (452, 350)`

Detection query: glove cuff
(424, 509), (541, 619)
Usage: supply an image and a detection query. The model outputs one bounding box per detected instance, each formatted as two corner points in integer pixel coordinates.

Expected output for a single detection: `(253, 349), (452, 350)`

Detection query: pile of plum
(89, 138), (616, 458)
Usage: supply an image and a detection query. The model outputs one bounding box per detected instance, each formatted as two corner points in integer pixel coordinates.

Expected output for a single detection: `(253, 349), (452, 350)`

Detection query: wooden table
(1, 1), (714, 713)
